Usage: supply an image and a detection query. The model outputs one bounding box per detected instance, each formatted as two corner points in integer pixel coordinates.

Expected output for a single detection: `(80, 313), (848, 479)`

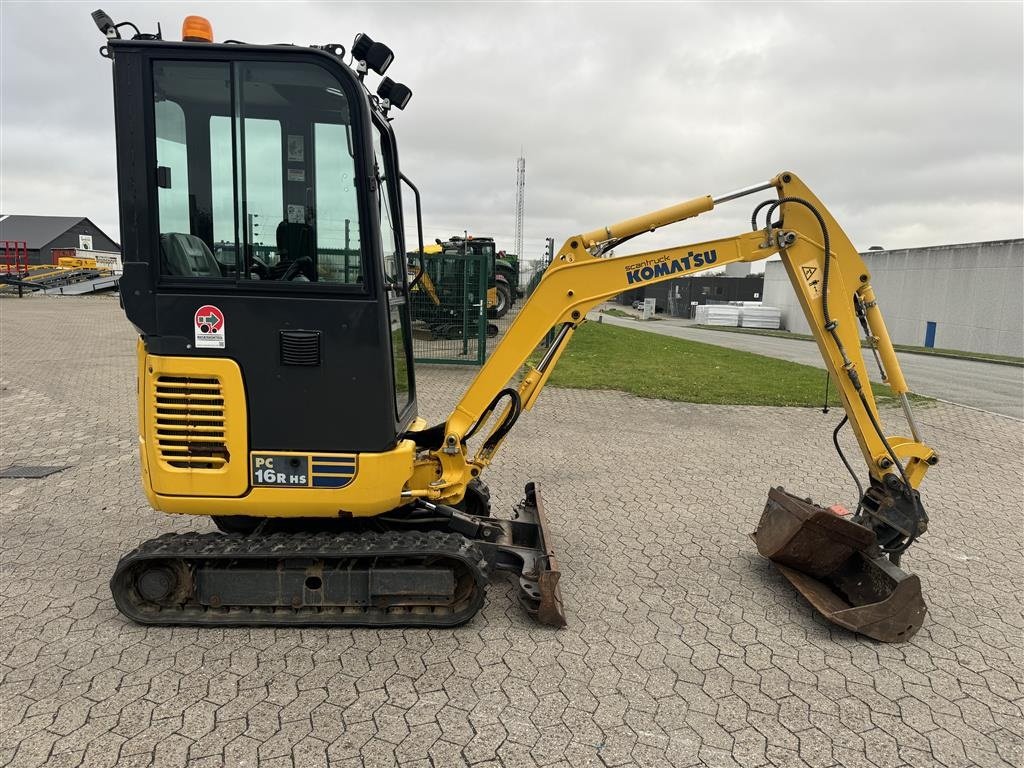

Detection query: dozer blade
(485, 482), (567, 627)
(753, 487), (926, 643)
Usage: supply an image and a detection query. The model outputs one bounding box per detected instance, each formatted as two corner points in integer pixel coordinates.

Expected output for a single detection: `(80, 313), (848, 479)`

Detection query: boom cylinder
(580, 195), (714, 245)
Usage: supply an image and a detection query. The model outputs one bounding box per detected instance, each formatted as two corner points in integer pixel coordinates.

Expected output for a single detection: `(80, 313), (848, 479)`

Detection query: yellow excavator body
(96, 9), (935, 641)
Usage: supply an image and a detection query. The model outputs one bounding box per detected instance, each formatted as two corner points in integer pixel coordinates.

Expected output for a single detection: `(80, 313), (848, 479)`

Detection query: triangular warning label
(802, 266), (817, 280)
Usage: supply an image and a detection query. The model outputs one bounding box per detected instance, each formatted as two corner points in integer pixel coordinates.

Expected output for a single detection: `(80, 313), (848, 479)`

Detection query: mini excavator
(96, 10), (938, 642)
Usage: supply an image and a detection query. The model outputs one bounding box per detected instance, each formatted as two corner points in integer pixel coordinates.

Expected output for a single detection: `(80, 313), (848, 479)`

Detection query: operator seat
(276, 221), (317, 281)
(159, 233), (223, 278)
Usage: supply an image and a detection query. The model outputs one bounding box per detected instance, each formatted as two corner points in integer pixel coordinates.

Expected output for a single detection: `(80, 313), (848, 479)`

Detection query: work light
(352, 33), (394, 75)
(377, 77), (412, 111)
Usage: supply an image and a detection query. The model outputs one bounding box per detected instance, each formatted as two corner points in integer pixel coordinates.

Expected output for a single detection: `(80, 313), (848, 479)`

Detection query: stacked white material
(695, 305), (741, 326)
(740, 306), (782, 329)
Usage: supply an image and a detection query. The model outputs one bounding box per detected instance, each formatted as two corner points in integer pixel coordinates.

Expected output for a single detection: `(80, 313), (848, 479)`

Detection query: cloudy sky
(1, 1), (1021, 262)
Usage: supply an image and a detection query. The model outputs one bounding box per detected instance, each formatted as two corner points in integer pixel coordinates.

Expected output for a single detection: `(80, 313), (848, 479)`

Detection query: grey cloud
(1, 1), (1020, 261)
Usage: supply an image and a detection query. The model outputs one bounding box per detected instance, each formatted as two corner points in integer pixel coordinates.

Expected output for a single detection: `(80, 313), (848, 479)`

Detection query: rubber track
(110, 529), (489, 627)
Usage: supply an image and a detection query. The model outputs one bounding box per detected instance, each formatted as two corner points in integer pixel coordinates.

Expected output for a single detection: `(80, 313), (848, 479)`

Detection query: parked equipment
(97, 11), (936, 640)
(407, 238), (500, 340)
(410, 236), (515, 320)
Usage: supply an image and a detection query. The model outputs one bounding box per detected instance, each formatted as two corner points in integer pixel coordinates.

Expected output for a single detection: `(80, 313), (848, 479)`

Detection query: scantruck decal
(625, 249), (718, 284)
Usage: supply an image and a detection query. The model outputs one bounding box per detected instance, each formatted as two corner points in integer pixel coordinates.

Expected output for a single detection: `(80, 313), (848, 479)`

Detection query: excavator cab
(112, 34), (417, 457)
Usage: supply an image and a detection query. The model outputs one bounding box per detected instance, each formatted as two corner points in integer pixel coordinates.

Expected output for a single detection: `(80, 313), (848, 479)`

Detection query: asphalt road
(594, 313), (1024, 420)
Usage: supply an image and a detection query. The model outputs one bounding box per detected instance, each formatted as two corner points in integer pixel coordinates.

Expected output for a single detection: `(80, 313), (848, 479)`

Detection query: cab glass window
(373, 127), (401, 284)
(314, 123), (361, 283)
(238, 61), (362, 284)
(373, 123), (412, 412)
(154, 100), (189, 233)
(209, 116), (235, 267)
(239, 117), (283, 271)
(154, 61), (233, 279)
(152, 59), (363, 286)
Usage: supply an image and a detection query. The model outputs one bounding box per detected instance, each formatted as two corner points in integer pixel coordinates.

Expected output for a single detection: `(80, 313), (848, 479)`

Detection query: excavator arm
(439, 171), (936, 487)
(415, 171), (937, 641)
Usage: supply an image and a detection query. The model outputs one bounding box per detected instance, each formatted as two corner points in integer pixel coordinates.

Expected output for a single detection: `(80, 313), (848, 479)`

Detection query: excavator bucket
(753, 487), (926, 642)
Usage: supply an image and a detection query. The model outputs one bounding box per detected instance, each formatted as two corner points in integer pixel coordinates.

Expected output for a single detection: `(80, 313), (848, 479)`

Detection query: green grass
(601, 308), (634, 319)
(534, 322), (908, 407)
(600, 307), (663, 321)
(694, 325), (1024, 366)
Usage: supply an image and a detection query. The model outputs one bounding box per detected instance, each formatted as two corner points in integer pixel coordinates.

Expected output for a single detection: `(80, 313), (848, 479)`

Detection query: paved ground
(593, 313), (1024, 420)
(1, 296), (1022, 768)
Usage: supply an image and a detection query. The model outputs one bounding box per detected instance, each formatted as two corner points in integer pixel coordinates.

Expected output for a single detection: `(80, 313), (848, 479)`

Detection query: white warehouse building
(762, 239), (1024, 357)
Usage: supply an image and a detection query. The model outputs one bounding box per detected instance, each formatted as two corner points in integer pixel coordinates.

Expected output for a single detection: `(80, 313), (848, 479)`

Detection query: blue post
(924, 321), (937, 349)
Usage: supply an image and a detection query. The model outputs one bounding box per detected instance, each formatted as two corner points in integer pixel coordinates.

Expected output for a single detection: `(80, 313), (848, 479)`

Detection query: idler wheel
(136, 566), (178, 602)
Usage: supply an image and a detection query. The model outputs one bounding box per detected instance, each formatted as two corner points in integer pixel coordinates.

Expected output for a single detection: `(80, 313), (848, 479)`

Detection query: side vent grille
(281, 330), (321, 366)
(154, 375), (228, 469)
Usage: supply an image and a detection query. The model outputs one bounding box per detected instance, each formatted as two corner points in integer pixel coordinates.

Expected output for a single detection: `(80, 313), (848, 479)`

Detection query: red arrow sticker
(194, 305), (226, 349)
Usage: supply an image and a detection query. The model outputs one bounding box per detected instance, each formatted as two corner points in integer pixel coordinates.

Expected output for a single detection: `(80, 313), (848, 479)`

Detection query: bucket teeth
(753, 487), (927, 643)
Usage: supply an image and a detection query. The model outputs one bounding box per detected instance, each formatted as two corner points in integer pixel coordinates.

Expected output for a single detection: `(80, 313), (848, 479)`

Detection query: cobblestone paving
(1, 296), (1021, 768)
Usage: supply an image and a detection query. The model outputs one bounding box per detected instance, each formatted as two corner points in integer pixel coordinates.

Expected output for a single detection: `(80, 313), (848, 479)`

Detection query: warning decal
(194, 305), (225, 349)
(801, 264), (821, 296)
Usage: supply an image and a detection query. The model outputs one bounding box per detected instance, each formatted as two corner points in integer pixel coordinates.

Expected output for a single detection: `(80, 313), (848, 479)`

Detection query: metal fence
(409, 251), (536, 365)
(409, 251), (489, 364)
(521, 261), (549, 299)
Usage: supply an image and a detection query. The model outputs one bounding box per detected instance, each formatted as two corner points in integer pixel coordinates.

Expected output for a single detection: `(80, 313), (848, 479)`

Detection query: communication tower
(514, 154), (526, 265)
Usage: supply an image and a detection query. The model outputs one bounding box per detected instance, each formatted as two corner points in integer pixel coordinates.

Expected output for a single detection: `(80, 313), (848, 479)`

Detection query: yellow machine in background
(57, 255), (99, 269)
(409, 236), (511, 318)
